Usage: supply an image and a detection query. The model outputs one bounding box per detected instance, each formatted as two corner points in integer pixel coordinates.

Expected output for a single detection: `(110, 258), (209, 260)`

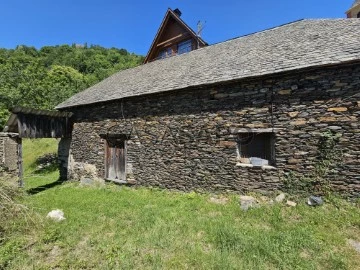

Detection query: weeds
(283, 130), (343, 196)
(0, 171), (34, 269)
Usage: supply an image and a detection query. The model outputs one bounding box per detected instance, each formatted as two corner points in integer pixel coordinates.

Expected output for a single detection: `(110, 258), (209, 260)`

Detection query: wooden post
(17, 138), (24, 187)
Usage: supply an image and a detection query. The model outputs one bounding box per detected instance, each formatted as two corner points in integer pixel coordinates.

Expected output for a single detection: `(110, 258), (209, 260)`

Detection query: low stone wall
(65, 63), (360, 197)
(0, 133), (21, 177)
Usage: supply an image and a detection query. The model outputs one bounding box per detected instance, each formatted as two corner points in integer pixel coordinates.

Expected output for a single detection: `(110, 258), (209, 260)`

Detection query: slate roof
(56, 19), (360, 109)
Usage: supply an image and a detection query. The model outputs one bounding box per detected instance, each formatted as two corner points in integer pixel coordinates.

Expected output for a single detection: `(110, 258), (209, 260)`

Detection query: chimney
(173, 8), (182, 17)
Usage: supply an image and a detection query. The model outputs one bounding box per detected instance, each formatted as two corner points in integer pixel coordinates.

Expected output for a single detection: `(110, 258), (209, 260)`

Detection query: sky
(0, 0), (355, 56)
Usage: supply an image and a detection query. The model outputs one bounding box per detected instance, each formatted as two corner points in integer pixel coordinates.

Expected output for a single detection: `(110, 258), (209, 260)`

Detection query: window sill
(236, 163), (277, 170)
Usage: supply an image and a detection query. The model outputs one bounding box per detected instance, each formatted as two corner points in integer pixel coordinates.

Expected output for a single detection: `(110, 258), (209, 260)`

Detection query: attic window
(237, 132), (275, 166)
(159, 48), (172, 59)
(177, 40), (192, 55)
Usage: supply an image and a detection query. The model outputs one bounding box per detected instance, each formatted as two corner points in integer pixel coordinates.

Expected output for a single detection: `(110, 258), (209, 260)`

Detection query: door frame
(103, 135), (127, 184)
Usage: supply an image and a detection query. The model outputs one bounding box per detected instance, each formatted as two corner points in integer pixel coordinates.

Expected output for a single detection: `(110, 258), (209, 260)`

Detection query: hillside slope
(0, 45), (144, 129)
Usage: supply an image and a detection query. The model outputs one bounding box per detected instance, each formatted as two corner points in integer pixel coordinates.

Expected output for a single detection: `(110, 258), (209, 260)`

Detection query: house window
(177, 40), (192, 55)
(237, 132), (275, 166)
(158, 47), (172, 59)
(357, 12), (360, 18)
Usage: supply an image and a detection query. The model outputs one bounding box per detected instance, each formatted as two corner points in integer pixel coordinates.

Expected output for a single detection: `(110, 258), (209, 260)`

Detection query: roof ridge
(208, 18), (355, 48)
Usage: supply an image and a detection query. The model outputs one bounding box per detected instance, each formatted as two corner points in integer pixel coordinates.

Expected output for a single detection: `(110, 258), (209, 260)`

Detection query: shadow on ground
(27, 178), (64, 195)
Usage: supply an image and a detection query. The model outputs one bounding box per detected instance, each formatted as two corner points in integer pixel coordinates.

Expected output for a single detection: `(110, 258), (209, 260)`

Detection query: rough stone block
(219, 141), (237, 148)
(288, 158), (302, 164)
(214, 93), (228, 99)
(319, 117), (337, 122)
(327, 107), (348, 112)
(288, 111), (299, 118)
(278, 89), (292, 95)
(290, 120), (306, 126)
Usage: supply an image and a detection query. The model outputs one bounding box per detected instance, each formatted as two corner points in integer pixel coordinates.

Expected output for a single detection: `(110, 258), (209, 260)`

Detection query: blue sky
(0, 0), (355, 55)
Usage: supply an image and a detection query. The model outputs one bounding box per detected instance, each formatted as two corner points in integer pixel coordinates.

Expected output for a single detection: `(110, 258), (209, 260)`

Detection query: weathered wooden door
(105, 139), (126, 182)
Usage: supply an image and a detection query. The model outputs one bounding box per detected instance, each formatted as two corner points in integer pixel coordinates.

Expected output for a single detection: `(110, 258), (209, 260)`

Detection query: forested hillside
(0, 44), (144, 129)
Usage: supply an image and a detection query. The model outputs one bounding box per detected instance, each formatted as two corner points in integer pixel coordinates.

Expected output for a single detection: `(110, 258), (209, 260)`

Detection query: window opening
(158, 47), (172, 59)
(237, 133), (275, 166)
(177, 40), (192, 55)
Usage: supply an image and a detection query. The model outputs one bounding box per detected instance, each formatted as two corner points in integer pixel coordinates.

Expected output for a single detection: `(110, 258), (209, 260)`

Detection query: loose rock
(46, 209), (66, 222)
(209, 196), (229, 205)
(275, 193), (286, 203)
(239, 195), (259, 211)
(286, 200), (297, 207)
(307, 196), (324, 206)
(348, 239), (360, 253)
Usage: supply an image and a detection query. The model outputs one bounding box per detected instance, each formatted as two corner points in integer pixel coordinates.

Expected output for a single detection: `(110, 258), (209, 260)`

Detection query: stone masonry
(65, 63), (360, 197)
(0, 132), (21, 177)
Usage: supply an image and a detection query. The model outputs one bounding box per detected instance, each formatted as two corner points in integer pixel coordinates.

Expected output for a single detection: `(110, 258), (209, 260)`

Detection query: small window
(158, 47), (172, 59)
(177, 40), (192, 55)
(237, 133), (275, 166)
(357, 12), (360, 18)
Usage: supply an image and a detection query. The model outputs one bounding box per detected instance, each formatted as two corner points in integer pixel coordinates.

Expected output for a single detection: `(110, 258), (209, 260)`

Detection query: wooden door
(105, 139), (126, 182)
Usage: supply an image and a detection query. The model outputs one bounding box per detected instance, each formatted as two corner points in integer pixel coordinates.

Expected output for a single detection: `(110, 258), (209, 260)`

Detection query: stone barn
(56, 17), (360, 197)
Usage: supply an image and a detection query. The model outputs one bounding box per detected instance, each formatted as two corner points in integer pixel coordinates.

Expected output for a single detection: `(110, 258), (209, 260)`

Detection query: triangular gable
(144, 8), (207, 63)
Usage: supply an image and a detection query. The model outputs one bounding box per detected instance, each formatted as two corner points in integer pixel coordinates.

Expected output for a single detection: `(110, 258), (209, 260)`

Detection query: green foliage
(0, 45), (144, 129)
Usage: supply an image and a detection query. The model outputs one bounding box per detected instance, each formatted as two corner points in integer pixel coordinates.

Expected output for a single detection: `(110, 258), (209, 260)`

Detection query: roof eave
(55, 59), (360, 110)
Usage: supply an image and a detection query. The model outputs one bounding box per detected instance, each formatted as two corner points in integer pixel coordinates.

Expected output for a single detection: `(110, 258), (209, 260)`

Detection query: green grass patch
(1, 181), (359, 269)
(22, 138), (58, 174)
(22, 138), (59, 190)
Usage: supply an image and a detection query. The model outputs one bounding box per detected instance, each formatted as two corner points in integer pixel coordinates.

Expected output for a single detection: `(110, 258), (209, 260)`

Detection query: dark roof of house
(3, 107), (73, 134)
(56, 19), (360, 109)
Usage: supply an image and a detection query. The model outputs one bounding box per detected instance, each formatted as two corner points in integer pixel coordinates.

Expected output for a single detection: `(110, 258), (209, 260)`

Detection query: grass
(1, 139), (360, 269)
(22, 138), (59, 190)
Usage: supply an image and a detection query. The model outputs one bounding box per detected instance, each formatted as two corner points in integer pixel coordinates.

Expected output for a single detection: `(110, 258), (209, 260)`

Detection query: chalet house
(143, 8), (207, 63)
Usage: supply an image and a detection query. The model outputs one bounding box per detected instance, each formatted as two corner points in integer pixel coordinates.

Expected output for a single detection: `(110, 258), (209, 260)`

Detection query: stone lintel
(0, 132), (20, 138)
(230, 128), (282, 134)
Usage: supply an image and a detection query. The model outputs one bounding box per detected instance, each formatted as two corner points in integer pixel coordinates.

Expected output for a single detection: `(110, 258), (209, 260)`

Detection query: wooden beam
(11, 106), (73, 118)
(156, 33), (186, 47)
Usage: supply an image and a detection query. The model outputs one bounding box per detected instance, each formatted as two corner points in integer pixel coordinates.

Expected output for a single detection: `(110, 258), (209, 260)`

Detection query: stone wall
(66, 63), (360, 197)
(58, 138), (71, 180)
(0, 135), (4, 165)
(0, 133), (21, 177)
